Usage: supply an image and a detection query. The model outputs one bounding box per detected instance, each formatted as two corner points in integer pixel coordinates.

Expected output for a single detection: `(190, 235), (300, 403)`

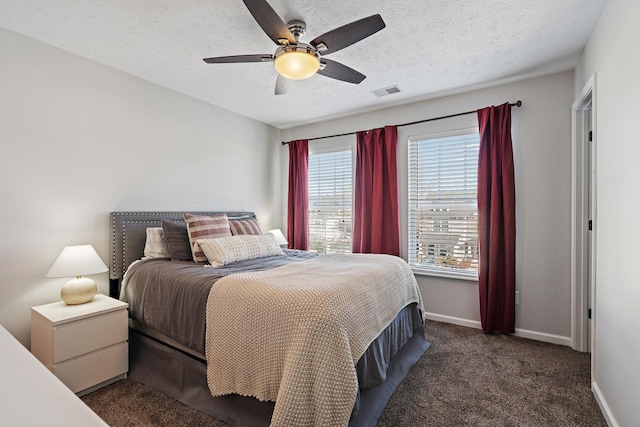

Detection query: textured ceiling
(1, 0), (606, 129)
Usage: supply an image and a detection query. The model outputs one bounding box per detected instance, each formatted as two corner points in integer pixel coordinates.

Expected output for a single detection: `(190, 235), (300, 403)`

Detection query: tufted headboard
(109, 211), (256, 298)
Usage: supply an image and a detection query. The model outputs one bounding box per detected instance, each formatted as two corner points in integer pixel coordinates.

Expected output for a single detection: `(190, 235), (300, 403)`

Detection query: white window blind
(408, 133), (480, 278)
(308, 149), (353, 254)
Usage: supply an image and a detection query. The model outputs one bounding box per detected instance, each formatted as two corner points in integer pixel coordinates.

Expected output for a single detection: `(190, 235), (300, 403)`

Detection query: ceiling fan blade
(311, 14), (385, 55)
(242, 0), (296, 45)
(203, 54), (273, 63)
(317, 59), (366, 84)
(275, 75), (293, 95)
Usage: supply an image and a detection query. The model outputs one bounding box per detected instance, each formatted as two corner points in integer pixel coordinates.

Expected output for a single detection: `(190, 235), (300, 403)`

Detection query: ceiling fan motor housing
(287, 20), (307, 41)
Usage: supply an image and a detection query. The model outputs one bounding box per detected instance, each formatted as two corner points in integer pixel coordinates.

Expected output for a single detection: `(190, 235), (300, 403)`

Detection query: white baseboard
(424, 312), (483, 330)
(592, 381), (618, 427)
(424, 312), (572, 346)
(513, 327), (572, 347)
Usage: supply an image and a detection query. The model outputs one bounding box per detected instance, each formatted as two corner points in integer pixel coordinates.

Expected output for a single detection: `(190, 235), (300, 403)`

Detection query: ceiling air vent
(372, 85), (401, 97)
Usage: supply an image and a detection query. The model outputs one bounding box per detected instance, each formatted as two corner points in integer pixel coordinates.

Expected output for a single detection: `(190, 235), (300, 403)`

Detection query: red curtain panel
(477, 103), (516, 334)
(353, 126), (401, 256)
(287, 139), (309, 250)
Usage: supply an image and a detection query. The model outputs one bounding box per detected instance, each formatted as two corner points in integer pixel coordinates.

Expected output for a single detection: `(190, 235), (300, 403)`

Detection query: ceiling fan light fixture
(274, 44), (320, 80)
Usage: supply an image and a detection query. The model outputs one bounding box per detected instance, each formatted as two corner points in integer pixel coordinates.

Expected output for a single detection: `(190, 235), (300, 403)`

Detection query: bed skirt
(128, 316), (430, 427)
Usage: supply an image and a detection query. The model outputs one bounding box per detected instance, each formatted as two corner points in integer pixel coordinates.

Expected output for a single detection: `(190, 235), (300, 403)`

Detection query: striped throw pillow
(229, 218), (263, 236)
(184, 213), (232, 263)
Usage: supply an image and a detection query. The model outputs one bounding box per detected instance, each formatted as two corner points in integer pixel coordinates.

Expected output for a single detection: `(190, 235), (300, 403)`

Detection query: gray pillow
(161, 220), (192, 261)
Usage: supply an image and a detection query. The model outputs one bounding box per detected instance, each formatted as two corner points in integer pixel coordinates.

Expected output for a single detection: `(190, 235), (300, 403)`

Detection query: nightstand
(31, 294), (128, 395)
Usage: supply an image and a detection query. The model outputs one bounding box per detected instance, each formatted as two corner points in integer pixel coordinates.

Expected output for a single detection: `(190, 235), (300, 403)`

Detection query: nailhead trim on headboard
(109, 211), (256, 296)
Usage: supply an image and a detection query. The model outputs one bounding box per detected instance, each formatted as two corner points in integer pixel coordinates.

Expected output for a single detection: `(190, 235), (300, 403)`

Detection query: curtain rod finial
(515, 100), (522, 108)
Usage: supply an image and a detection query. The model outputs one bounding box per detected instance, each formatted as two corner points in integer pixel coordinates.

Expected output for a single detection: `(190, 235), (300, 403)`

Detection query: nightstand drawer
(53, 310), (128, 363)
(54, 342), (128, 393)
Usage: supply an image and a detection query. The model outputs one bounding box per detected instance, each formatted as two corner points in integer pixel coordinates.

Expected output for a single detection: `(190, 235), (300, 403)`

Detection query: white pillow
(197, 234), (284, 267)
(143, 227), (171, 259)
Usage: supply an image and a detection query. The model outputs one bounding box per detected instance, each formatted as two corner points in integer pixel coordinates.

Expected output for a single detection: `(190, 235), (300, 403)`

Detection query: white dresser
(31, 294), (128, 395)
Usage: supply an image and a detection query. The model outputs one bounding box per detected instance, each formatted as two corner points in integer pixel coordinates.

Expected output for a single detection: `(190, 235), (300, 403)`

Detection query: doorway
(571, 75), (596, 356)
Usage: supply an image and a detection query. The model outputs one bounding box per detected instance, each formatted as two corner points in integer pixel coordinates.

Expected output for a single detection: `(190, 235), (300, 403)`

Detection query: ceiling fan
(203, 0), (385, 95)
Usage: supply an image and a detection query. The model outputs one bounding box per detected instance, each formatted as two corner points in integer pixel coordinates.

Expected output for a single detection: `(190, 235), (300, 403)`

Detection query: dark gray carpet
(82, 321), (606, 426)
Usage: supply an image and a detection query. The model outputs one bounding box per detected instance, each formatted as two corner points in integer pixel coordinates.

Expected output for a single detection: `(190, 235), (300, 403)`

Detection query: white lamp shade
(46, 245), (108, 278)
(268, 229), (289, 246)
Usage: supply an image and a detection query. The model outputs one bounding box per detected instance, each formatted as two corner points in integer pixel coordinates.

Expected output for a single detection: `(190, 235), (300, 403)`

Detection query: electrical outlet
(515, 290), (520, 305)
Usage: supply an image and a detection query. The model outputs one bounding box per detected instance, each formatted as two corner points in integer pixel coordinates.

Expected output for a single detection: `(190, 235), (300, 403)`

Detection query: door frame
(571, 74), (597, 357)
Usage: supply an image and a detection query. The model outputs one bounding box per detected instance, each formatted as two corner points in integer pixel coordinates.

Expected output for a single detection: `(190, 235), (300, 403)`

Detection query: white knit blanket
(205, 253), (423, 427)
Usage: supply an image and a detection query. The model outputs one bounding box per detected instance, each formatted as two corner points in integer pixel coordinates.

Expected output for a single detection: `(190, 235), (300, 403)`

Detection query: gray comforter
(120, 249), (317, 355)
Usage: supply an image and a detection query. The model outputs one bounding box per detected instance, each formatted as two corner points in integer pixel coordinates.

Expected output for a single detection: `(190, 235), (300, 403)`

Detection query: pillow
(198, 234), (284, 267)
(161, 220), (192, 261)
(143, 227), (170, 259)
(184, 213), (232, 263)
(229, 217), (263, 236)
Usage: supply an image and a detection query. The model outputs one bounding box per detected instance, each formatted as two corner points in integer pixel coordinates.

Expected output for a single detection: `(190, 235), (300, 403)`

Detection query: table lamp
(268, 229), (289, 247)
(46, 245), (108, 305)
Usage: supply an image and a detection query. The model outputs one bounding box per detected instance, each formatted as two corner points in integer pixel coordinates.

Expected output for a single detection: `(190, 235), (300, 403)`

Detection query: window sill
(411, 267), (478, 282)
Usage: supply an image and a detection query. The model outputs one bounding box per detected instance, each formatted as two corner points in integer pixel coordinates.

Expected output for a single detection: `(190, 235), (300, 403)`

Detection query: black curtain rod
(281, 100), (522, 145)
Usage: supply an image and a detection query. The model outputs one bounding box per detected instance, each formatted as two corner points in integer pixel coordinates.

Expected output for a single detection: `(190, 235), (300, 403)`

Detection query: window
(408, 132), (480, 278)
(308, 148), (353, 254)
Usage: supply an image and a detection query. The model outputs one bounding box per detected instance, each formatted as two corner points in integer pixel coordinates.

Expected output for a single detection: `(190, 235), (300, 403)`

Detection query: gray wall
(282, 71), (575, 344)
(574, 1), (640, 425)
(0, 27), (282, 347)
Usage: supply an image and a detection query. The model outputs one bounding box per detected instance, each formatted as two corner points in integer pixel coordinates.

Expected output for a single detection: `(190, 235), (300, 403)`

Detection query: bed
(110, 211), (429, 427)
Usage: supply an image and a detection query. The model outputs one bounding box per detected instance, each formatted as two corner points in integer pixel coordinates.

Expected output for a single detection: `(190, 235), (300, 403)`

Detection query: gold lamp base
(61, 277), (97, 305)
